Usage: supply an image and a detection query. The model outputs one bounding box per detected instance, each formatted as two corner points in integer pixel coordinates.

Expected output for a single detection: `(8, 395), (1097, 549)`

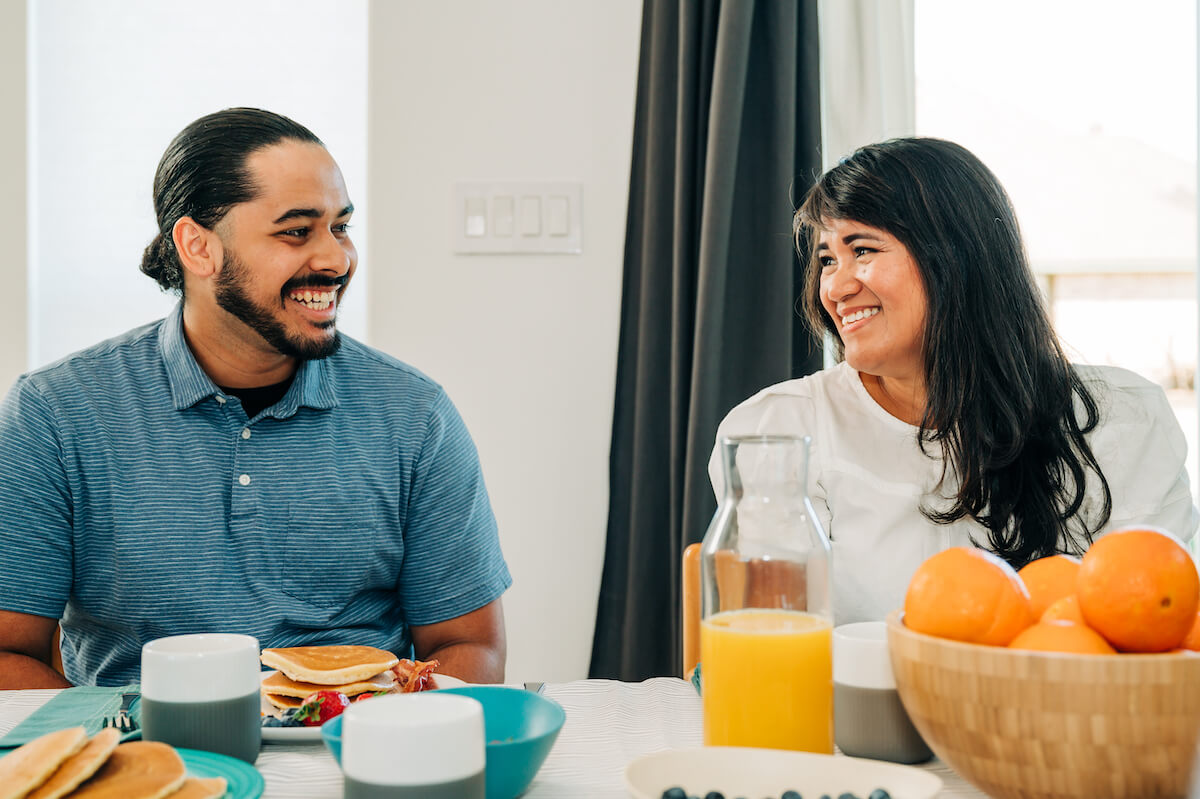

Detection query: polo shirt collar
(159, 301), (339, 413)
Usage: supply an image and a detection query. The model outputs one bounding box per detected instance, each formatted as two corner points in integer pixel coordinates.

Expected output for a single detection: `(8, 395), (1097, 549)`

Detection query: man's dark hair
(795, 136), (1112, 569)
(140, 108), (323, 294)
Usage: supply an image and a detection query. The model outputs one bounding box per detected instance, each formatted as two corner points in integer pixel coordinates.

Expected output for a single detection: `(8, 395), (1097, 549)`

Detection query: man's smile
(288, 289), (336, 311)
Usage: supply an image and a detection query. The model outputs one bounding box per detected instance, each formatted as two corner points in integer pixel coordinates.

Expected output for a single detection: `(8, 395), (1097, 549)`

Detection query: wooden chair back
(51, 623), (64, 676)
(682, 543), (701, 677)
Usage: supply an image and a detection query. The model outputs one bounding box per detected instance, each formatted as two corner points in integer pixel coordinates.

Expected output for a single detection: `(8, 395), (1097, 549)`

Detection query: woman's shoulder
(1073, 364), (1175, 430)
(714, 363), (863, 440)
(1074, 363), (1160, 392)
(734, 362), (854, 405)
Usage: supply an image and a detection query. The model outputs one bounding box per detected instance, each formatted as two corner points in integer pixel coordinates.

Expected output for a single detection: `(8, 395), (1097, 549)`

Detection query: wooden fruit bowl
(886, 609), (1200, 799)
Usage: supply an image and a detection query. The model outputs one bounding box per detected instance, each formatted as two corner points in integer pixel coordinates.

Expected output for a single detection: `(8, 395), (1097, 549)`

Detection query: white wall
(368, 0), (641, 682)
(28, 0), (368, 368)
(15, 0), (640, 683)
(1, 0), (27, 389)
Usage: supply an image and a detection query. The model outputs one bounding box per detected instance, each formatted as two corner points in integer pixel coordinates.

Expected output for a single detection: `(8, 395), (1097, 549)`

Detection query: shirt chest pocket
(280, 501), (402, 610)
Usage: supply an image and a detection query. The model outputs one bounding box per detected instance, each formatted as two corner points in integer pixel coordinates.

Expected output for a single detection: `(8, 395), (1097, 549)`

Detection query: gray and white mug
(342, 692), (485, 798)
(833, 621), (932, 764)
(140, 633), (262, 763)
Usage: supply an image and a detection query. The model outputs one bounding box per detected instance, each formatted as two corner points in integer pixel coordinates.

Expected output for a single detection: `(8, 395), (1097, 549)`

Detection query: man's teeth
(289, 290), (335, 310)
(841, 307), (879, 326)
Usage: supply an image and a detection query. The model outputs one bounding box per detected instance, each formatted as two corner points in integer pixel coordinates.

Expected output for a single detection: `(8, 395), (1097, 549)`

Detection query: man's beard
(214, 250), (343, 361)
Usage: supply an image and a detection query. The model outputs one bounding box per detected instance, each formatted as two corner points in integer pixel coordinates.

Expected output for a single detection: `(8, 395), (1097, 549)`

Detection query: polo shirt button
(241, 428), (252, 440)
(238, 474), (251, 486)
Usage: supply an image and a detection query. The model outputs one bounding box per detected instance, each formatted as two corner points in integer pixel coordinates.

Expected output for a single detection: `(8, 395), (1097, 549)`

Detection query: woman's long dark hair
(141, 107), (323, 294)
(795, 137), (1111, 568)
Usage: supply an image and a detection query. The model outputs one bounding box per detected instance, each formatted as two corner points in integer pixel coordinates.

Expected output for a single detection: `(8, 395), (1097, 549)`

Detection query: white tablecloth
(0, 678), (983, 798)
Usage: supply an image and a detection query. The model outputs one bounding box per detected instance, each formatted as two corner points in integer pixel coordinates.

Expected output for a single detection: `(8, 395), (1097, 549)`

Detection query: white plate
(260, 672), (468, 742)
(625, 746), (943, 799)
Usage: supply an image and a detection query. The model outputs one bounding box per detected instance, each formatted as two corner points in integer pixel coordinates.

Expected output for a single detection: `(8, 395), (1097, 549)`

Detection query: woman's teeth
(841, 307), (879, 326)
(289, 290), (335, 311)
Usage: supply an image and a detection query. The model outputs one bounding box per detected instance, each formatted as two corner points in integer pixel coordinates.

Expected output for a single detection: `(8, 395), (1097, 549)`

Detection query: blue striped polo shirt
(0, 302), (511, 686)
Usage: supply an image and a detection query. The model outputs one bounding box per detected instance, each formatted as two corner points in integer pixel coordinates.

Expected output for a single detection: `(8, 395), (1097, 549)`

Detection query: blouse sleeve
(1085, 368), (1199, 544)
(707, 386), (832, 541)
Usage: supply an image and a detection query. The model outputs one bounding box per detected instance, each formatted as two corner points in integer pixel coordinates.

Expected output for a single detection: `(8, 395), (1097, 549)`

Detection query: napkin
(0, 684), (141, 748)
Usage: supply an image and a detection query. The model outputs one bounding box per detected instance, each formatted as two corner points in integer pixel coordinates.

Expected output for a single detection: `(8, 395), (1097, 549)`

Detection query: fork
(102, 692), (139, 733)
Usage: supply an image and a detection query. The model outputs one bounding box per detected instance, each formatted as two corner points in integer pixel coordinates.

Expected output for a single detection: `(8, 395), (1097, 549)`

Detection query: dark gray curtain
(589, 0), (824, 681)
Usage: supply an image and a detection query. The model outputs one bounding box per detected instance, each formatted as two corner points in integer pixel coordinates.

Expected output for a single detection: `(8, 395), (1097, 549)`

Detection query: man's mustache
(283, 274), (349, 292)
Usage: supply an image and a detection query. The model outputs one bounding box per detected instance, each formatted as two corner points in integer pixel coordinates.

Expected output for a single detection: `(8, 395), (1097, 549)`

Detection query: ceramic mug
(341, 692), (486, 798)
(833, 621), (932, 764)
(140, 633), (262, 763)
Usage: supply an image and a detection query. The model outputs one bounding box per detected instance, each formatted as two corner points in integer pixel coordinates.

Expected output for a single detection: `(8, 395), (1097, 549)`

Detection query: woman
(710, 137), (1197, 624)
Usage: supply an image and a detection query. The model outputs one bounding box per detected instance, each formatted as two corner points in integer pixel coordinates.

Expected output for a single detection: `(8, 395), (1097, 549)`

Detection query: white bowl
(625, 746), (943, 799)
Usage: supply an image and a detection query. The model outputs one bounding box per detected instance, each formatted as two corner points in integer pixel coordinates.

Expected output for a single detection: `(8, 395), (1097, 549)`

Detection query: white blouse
(708, 361), (1199, 624)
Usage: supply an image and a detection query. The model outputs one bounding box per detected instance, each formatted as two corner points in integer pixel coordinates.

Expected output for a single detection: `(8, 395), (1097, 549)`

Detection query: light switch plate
(453, 182), (582, 254)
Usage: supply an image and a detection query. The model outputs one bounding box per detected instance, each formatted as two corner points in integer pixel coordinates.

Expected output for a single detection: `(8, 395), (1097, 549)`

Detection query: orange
(1018, 554), (1081, 618)
(904, 547), (1035, 646)
(1077, 527), (1200, 652)
(1181, 611), (1200, 652)
(1007, 620), (1116, 654)
(1040, 594), (1085, 625)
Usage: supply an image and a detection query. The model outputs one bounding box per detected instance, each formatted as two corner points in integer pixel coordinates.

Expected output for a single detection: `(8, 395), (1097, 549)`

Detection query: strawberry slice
(353, 691), (390, 703)
(294, 690), (351, 726)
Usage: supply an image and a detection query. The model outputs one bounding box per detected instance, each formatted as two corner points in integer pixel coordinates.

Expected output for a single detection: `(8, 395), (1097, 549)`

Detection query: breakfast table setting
(0, 677), (983, 798)
(7, 520), (1200, 799)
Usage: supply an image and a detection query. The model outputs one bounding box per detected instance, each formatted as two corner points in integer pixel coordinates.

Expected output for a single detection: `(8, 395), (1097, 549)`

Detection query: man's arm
(0, 378), (75, 688)
(0, 610), (71, 688)
(410, 598), (506, 684)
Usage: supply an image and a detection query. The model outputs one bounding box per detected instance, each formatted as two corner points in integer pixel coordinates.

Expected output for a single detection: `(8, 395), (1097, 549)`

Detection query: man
(0, 108), (510, 688)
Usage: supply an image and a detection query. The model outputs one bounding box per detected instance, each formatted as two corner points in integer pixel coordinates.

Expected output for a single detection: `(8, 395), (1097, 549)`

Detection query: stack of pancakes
(0, 727), (225, 799)
(260, 645), (401, 711)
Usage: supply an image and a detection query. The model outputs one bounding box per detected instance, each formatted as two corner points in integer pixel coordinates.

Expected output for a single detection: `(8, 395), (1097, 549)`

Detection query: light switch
(519, 196), (541, 236)
(464, 196), (487, 237)
(493, 195), (515, 237)
(546, 195), (569, 236)
(453, 182), (582, 254)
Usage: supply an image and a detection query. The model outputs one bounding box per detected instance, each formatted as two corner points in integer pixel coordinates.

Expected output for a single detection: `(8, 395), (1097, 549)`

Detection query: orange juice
(700, 608), (833, 752)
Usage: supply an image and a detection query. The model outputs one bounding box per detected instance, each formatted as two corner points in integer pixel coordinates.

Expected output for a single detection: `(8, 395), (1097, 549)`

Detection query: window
(916, 1), (1199, 505)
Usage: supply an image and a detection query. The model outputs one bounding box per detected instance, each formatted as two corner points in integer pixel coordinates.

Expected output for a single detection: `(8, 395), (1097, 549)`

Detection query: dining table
(0, 677), (985, 798)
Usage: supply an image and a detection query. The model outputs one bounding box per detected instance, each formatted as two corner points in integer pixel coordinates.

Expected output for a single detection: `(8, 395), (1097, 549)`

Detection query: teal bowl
(321, 686), (565, 799)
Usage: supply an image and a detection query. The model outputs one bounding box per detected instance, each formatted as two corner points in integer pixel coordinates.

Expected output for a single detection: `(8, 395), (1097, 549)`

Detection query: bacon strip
(390, 658), (441, 693)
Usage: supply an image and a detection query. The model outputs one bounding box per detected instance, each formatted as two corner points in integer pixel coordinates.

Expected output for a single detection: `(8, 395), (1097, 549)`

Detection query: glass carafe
(700, 435), (833, 753)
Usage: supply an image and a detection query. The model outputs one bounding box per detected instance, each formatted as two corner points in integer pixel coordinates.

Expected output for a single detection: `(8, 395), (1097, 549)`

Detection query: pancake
(263, 692), (304, 710)
(0, 726), (87, 799)
(26, 728), (121, 799)
(68, 741), (186, 799)
(166, 777), (228, 799)
(260, 645), (399, 684)
(261, 668), (395, 698)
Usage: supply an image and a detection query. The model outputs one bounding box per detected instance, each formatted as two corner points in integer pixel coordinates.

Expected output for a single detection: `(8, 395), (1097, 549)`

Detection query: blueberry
(703, 793), (725, 799)
(660, 790), (687, 799)
(868, 792), (892, 799)
(837, 794), (860, 799)
(782, 791), (803, 799)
